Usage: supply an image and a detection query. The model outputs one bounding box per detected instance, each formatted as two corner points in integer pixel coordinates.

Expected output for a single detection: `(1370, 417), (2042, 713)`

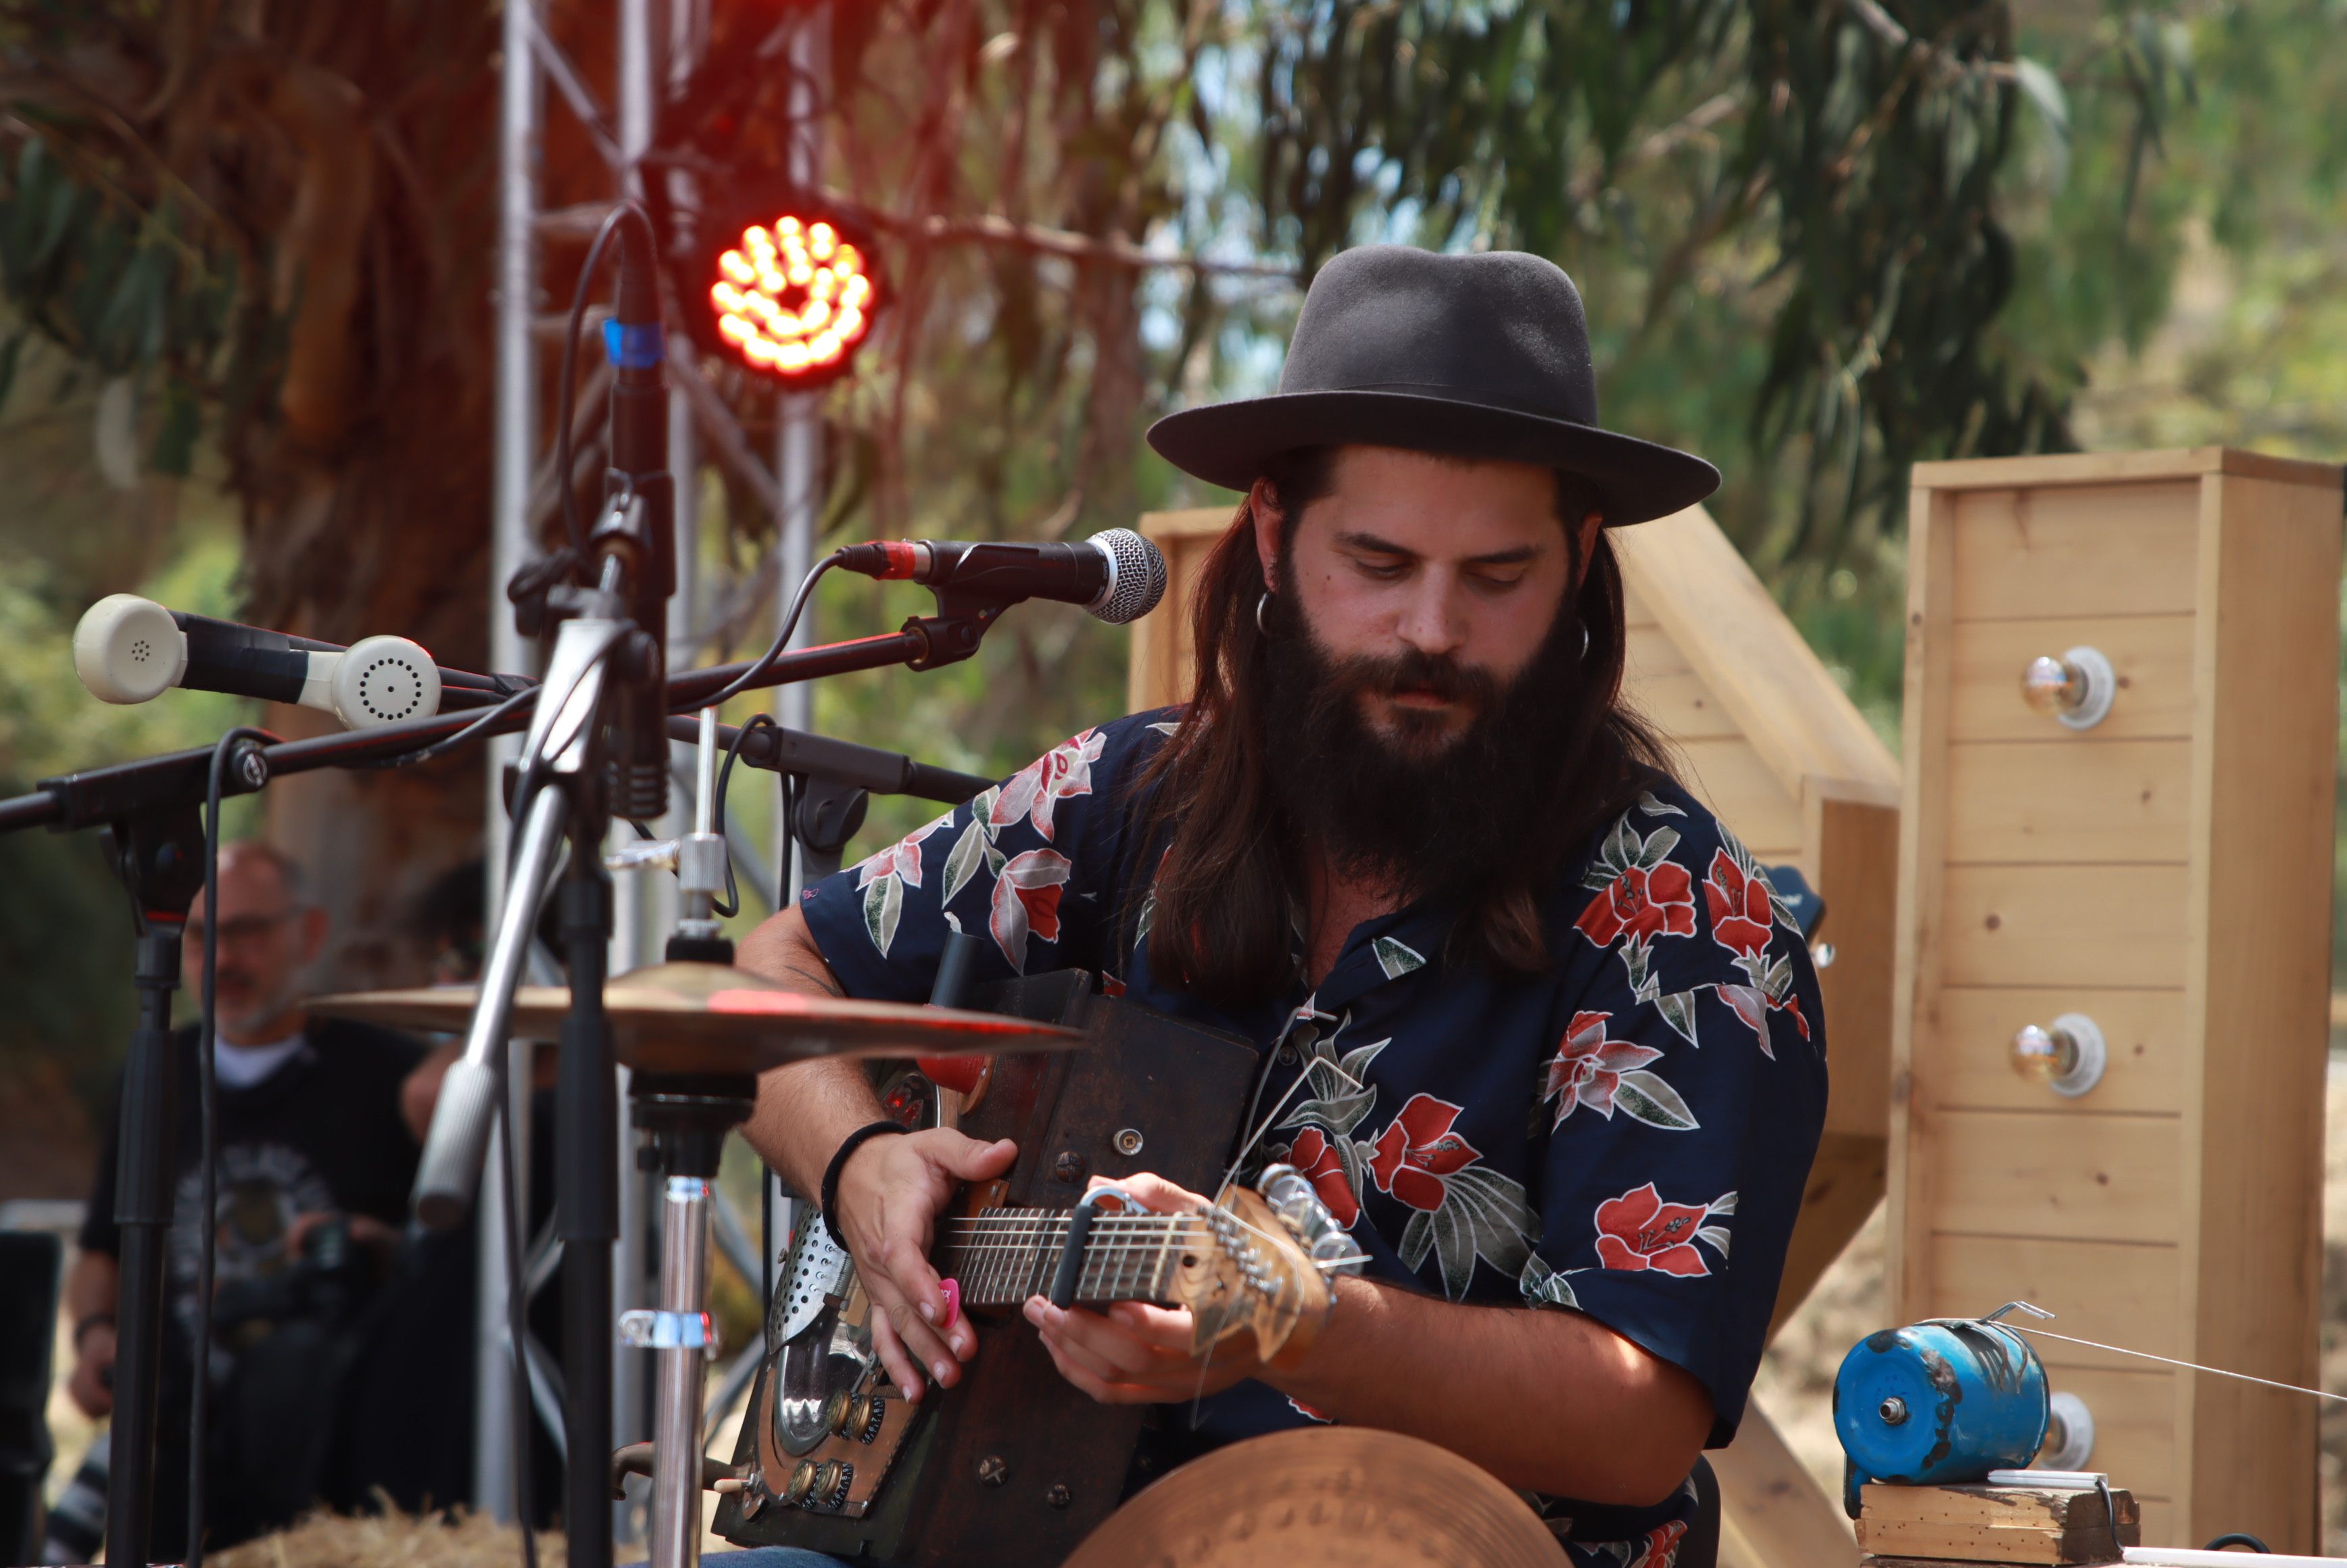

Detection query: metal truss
(487, 0), (825, 1542)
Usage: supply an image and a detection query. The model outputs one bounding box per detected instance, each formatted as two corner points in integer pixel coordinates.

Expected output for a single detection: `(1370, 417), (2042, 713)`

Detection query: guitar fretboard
(944, 1208), (1201, 1308)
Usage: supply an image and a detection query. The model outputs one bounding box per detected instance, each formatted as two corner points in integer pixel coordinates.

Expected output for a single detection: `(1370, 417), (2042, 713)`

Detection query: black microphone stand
(94, 804), (212, 1568)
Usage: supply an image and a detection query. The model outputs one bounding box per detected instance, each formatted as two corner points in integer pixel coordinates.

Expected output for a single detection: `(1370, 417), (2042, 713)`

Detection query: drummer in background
(729, 247), (1828, 1565)
(60, 841), (453, 1557)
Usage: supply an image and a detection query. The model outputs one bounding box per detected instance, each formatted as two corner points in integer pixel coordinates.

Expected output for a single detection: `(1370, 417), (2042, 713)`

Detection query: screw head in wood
(978, 1454), (1009, 1488)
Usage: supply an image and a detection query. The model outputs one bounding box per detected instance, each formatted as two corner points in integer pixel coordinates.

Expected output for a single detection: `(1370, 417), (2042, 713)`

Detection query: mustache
(1323, 647), (1501, 709)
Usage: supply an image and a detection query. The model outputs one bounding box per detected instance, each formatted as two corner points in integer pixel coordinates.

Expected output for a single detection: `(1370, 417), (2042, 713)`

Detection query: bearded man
(735, 245), (1829, 1566)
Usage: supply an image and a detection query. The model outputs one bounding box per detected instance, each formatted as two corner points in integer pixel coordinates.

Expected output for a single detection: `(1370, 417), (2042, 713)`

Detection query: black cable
(692, 554), (843, 713)
(188, 725), (276, 1568)
(552, 203), (654, 578)
(710, 714), (778, 918)
(352, 683), (541, 772)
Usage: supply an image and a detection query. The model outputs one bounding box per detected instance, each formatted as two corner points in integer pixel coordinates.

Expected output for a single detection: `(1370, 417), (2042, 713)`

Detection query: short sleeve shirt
(800, 710), (1828, 1563)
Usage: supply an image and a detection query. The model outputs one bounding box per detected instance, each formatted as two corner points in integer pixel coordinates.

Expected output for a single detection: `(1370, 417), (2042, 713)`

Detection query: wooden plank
(1768, 1133), (1885, 1338)
(1912, 447), (2342, 491)
(1621, 577), (1661, 627)
(1939, 864), (2189, 990)
(1920, 988), (2185, 1116)
(2178, 471), (2338, 1554)
(1673, 735), (1806, 859)
(1615, 504), (1899, 798)
(1711, 1397), (1860, 1568)
(1921, 1109), (2181, 1244)
(1943, 739), (2192, 866)
(1948, 616), (2198, 743)
(1810, 789), (1900, 1138)
(1130, 505), (1232, 713)
(1922, 1234), (2181, 1369)
(1889, 486), (1960, 1325)
(1950, 485), (2200, 622)
(2136, 1498), (2174, 1548)
(1626, 668), (1743, 740)
(1860, 1483), (2138, 1532)
(2035, 1367), (2178, 1500)
(1858, 1485), (2139, 1565)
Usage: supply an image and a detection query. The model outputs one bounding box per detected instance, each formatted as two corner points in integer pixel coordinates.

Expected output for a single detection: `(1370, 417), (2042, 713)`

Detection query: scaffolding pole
(477, 0), (543, 1525)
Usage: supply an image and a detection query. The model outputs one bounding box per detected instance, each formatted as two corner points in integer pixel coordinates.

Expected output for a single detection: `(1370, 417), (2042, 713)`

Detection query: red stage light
(706, 212), (877, 383)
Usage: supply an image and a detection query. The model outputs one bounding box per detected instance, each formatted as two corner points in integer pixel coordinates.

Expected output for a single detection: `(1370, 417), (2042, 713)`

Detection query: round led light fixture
(705, 212), (879, 385)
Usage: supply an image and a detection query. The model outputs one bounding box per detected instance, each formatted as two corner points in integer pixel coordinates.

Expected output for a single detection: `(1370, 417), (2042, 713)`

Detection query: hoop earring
(1257, 593), (1275, 637)
(1580, 620), (1591, 661)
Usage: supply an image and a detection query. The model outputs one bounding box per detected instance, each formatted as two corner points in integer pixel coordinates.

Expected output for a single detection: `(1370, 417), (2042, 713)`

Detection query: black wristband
(821, 1120), (911, 1250)
(72, 1312), (115, 1350)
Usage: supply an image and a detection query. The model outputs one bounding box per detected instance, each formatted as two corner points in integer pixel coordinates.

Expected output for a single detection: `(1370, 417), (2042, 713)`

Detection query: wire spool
(1835, 1319), (2051, 1499)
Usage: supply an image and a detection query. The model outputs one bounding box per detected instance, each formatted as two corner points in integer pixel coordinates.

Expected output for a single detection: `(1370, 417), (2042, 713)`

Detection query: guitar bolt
(977, 1454), (1009, 1488)
(1114, 1128), (1144, 1156)
(1046, 1484), (1072, 1510)
(1052, 1151), (1088, 1184)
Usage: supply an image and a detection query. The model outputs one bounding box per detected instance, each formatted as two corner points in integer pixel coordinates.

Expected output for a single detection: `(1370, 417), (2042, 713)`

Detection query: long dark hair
(1131, 447), (1672, 1007)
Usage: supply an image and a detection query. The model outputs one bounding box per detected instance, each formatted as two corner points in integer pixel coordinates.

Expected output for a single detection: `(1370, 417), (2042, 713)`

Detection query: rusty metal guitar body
(713, 971), (1276, 1567)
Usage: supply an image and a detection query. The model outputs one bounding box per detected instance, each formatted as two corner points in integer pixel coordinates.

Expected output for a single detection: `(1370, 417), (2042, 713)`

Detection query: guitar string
(1213, 1052), (1365, 1209)
(2002, 1325), (2347, 1405)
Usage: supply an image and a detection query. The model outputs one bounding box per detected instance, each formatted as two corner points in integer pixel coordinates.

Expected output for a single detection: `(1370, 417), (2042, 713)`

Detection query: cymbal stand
(611, 709), (750, 1568)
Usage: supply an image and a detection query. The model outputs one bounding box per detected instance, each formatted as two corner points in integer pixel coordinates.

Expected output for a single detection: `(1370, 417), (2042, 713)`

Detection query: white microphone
(74, 594), (445, 732)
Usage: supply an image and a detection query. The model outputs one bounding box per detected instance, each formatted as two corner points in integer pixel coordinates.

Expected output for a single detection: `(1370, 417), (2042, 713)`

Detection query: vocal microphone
(835, 528), (1167, 625)
(74, 594), (475, 731)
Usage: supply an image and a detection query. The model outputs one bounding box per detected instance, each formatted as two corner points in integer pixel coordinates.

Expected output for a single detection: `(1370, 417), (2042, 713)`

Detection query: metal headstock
(1164, 1171), (1365, 1369)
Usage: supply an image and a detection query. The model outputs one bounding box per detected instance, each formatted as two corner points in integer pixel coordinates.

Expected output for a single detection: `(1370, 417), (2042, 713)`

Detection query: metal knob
(2020, 646), (2116, 729)
(2039, 1390), (2097, 1469)
(2010, 1012), (2107, 1098)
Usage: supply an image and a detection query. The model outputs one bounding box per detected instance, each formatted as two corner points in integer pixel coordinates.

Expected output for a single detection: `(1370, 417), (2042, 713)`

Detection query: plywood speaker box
(1889, 447), (2344, 1552)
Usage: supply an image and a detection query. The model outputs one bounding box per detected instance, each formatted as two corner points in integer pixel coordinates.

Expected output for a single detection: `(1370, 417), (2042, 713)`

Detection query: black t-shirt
(80, 1017), (427, 1346)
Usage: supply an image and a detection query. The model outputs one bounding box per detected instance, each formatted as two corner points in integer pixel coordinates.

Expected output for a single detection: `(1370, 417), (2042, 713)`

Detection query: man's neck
(218, 1008), (308, 1050)
(1303, 853), (1407, 987)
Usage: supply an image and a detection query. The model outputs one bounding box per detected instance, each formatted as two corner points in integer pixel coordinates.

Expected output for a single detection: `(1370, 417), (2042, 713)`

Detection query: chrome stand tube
(650, 1174), (713, 1568)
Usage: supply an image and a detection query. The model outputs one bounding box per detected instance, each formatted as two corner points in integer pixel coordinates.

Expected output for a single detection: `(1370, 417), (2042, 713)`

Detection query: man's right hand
(829, 1127), (1017, 1403)
(69, 1322), (115, 1419)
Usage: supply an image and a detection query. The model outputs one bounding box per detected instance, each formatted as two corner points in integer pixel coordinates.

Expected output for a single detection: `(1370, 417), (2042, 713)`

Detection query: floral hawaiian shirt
(800, 709), (1829, 1565)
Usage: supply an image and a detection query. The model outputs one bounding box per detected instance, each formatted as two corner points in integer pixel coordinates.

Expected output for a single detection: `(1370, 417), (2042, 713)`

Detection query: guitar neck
(944, 1208), (1200, 1310)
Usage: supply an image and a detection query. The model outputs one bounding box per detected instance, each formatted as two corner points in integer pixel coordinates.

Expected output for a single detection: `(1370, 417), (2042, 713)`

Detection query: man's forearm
(1262, 1277), (1712, 1504)
(735, 906), (888, 1197)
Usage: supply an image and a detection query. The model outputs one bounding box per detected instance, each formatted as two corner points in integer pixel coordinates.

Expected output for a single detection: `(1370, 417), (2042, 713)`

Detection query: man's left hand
(1022, 1172), (1265, 1405)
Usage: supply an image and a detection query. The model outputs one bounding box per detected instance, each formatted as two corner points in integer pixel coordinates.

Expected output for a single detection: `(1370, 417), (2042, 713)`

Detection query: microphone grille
(1086, 529), (1168, 625)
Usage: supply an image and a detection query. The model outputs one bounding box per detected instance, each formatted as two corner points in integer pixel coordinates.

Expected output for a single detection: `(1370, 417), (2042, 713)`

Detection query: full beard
(1259, 590), (1590, 921)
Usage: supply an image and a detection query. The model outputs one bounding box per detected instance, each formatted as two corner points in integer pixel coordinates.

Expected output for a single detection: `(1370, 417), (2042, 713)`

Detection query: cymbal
(1063, 1427), (1567, 1568)
(308, 960), (1081, 1075)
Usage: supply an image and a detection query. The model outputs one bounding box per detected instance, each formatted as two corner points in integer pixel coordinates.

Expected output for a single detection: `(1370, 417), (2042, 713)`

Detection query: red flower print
(1703, 850), (1774, 960)
(1575, 861), (1696, 948)
(1624, 1519), (1689, 1568)
(989, 729), (1106, 841)
(1593, 1182), (1713, 1277)
(1367, 1094), (1480, 1212)
(1285, 1127), (1360, 1227)
(1544, 1011), (1667, 1127)
(987, 848), (1071, 971)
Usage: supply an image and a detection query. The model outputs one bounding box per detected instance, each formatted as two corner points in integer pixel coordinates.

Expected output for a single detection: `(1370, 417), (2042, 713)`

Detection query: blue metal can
(1834, 1319), (2049, 1493)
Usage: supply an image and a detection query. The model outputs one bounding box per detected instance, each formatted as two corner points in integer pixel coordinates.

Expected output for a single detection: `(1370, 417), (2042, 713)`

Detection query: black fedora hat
(1147, 245), (1718, 526)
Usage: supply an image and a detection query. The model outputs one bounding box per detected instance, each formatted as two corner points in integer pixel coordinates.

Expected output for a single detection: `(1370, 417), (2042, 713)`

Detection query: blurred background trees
(1, 0), (2342, 1181)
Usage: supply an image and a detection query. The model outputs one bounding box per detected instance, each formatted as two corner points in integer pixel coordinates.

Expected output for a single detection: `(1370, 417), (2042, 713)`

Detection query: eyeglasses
(183, 910), (301, 948)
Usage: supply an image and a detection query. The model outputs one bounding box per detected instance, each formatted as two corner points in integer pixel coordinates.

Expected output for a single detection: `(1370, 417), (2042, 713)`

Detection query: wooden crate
(1889, 448), (2344, 1554)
